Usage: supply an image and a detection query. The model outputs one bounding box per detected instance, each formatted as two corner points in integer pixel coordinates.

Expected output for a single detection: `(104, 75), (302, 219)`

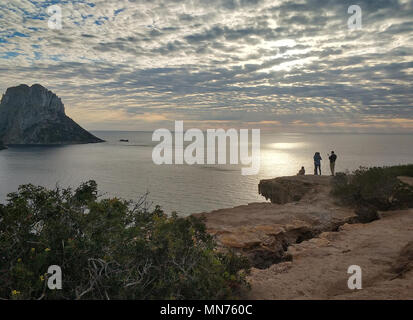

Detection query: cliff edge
(0, 84), (104, 145)
(195, 176), (357, 269)
(195, 175), (413, 299)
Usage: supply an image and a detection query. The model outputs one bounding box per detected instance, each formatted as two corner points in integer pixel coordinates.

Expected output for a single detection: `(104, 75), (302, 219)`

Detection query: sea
(0, 132), (412, 216)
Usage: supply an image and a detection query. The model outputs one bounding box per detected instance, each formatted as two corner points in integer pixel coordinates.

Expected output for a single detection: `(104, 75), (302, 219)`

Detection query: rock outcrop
(195, 175), (413, 299)
(0, 84), (104, 145)
(258, 175), (331, 204)
(246, 209), (413, 300)
(194, 176), (357, 269)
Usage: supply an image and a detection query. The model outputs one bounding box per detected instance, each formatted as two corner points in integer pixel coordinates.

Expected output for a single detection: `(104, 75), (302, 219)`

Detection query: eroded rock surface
(195, 176), (356, 268)
(258, 175), (331, 204)
(196, 175), (413, 299)
(246, 209), (413, 300)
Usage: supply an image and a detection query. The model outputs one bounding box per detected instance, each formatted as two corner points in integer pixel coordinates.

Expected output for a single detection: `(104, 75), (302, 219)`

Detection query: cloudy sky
(0, 0), (412, 132)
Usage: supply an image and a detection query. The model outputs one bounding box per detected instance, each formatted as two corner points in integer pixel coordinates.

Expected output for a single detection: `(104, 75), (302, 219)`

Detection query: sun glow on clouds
(0, 0), (412, 132)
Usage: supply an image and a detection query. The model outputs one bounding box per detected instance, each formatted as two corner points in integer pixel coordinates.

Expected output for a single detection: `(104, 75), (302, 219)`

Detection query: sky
(0, 0), (412, 132)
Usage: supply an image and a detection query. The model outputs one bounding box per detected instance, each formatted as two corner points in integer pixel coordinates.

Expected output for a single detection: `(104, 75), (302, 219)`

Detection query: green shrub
(331, 165), (413, 210)
(0, 181), (250, 300)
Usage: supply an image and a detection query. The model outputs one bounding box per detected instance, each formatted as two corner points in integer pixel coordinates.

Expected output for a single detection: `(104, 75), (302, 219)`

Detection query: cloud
(0, 0), (412, 132)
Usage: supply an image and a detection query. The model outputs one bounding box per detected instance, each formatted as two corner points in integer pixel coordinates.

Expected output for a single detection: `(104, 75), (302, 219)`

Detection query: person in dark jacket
(328, 151), (337, 176)
(313, 152), (322, 175)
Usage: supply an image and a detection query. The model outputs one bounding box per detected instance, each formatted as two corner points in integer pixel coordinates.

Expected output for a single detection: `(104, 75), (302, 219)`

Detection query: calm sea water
(0, 132), (412, 216)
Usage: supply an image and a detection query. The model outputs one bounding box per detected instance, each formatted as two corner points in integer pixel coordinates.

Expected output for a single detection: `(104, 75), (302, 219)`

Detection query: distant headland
(0, 84), (104, 146)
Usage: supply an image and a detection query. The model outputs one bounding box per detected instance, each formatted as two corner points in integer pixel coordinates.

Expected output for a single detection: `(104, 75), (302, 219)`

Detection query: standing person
(313, 152), (322, 175)
(329, 151), (338, 176)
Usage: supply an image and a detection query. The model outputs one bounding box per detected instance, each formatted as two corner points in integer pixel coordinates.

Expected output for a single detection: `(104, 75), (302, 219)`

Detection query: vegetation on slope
(331, 165), (413, 221)
(0, 181), (250, 300)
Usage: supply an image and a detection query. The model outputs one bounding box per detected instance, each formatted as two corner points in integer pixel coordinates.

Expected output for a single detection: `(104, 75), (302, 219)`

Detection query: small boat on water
(119, 139), (129, 142)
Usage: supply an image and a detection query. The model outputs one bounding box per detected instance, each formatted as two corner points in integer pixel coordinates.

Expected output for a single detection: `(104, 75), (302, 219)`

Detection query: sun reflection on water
(268, 142), (307, 150)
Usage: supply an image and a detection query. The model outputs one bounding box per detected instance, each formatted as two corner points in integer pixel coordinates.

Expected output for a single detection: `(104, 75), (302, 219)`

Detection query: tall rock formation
(0, 84), (104, 145)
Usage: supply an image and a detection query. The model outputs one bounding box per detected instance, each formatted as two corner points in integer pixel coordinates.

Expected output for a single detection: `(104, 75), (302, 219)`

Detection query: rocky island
(0, 84), (104, 145)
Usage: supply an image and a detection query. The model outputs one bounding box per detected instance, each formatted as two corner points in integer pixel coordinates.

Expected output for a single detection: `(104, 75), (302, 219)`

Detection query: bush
(354, 205), (379, 224)
(0, 181), (250, 300)
(331, 165), (413, 210)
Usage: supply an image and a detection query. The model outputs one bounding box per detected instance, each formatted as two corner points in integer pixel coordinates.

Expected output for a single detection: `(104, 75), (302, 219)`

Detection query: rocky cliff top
(1, 84), (64, 115)
(258, 175), (332, 204)
(194, 175), (356, 268)
(0, 84), (103, 145)
(194, 175), (413, 299)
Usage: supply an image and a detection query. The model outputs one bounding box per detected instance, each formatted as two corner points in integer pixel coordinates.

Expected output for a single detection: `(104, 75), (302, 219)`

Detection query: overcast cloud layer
(0, 0), (412, 132)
